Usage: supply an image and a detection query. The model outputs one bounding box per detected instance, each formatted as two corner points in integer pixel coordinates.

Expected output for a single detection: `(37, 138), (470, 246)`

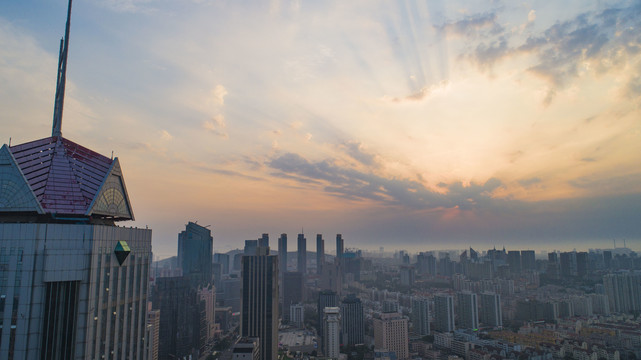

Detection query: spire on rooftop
(52, 0), (72, 138)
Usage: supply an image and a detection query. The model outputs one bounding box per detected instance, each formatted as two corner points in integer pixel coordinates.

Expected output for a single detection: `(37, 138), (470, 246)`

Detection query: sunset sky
(1, 0), (640, 257)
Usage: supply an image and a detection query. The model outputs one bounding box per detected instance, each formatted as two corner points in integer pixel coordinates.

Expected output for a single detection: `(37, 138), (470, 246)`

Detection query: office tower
(145, 308), (161, 360)
(317, 234), (325, 275)
(603, 272), (641, 313)
(214, 253), (230, 274)
(318, 290), (338, 351)
(343, 252), (362, 282)
(433, 294), (455, 333)
(153, 277), (206, 360)
(233, 338), (260, 360)
(244, 239), (258, 256)
(297, 233), (307, 274)
(457, 292), (479, 330)
(341, 294), (364, 345)
(178, 221), (214, 288)
(507, 251), (522, 274)
(290, 304), (305, 329)
(282, 271), (304, 322)
(480, 292), (502, 328)
(241, 247), (279, 360)
(411, 297), (430, 336)
(521, 250), (536, 271)
(0, 3), (152, 357)
(400, 266), (415, 286)
(373, 312), (409, 360)
(323, 307), (341, 359)
(560, 251), (577, 277)
(336, 234), (344, 263)
(259, 233), (269, 248)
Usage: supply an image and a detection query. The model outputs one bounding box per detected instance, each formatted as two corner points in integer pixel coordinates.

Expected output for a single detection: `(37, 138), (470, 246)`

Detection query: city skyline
(2, 1), (640, 257)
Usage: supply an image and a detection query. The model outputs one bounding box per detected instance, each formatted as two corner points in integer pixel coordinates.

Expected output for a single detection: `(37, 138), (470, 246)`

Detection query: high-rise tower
(433, 294), (455, 333)
(341, 294), (364, 345)
(297, 233), (307, 274)
(0, 1), (152, 358)
(316, 234), (325, 275)
(241, 247), (279, 360)
(457, 292), (479, 330)
(178, 221), (213, 288)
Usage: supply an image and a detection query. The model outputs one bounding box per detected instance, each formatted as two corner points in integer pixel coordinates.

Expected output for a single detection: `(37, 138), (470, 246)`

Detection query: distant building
(479, 292), (502, 328)
(411, 297), (430, 336)
(317, 234), (325, 275)
(290, 303), (305, 329)
(457, 292), (479, 330)
(318, 290), (339, 351)
(244, 239), (258, 256)
(433, 295), (455, 333)
(374, 312), (409, 360)
(282, 271), (304, 322)
(297, 233), (307, 274)
(323, 307), (341, 359)
(520, 250), (536, 271)
(153, 276), (206, 360)
(400, 266), (415, 287)
(507, 251), (522, 274)
(241, 247), (279, 360)
(145, 308), (161, 360)
(603, 272), (641, 313)
(178, 221), (213, 289)
(214, 253), (230, 274)
(259, 233), (269, 248)
(341, 294), (365, 345)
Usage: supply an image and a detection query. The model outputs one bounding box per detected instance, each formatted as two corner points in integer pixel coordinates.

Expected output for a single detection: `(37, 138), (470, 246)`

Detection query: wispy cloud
(202, 115), (228, 139)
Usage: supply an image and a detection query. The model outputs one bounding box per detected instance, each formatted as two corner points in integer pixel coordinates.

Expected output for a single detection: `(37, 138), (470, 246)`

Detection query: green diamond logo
(114, 241), (131, 266)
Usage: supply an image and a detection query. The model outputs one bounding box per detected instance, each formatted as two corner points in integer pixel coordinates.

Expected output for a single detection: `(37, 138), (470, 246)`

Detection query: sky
(1, 0), (640, 257)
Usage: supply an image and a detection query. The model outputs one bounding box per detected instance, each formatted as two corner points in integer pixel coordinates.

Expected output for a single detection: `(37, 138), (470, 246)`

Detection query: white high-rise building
(374, 312), (409, 360)
(323, 307), (341, 359)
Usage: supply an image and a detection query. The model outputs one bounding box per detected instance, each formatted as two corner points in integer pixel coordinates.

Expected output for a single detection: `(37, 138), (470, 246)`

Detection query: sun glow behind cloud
(1, 0), (640, 255)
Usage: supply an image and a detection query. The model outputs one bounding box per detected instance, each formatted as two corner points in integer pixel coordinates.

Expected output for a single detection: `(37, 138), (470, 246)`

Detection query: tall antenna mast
(52, 0), (73, 138)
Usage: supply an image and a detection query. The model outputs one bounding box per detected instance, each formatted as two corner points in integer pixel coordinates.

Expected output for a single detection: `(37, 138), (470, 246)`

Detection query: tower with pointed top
(0, 1), (152, 358)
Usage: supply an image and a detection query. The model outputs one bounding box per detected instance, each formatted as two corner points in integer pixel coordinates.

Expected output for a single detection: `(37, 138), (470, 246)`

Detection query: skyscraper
(317, 234), (325, 275)
(0, 2), (152, 358)
(507, 251), (522, 274)
(178, 221), (214, 288)
(457, 292), (479, 330)
(153, 277), (206, 360)
(433, 294), (455, 333)
(336, 234), (344, 263)
(411, 297), (430, 336)
(259, 233), (269, 248)
(373, 312), (409, 360)
(323, 307), (341, 359)
(341, 294), (364, 345)
(244, 239), (258, 256)
(278, 233), (287, 275)
(318, 290), (338, 351)
(241, 247), (279, 360)
(282, 271), (304, 322)
(480, 292), (502, 328)
(297, 233), (307, 274)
